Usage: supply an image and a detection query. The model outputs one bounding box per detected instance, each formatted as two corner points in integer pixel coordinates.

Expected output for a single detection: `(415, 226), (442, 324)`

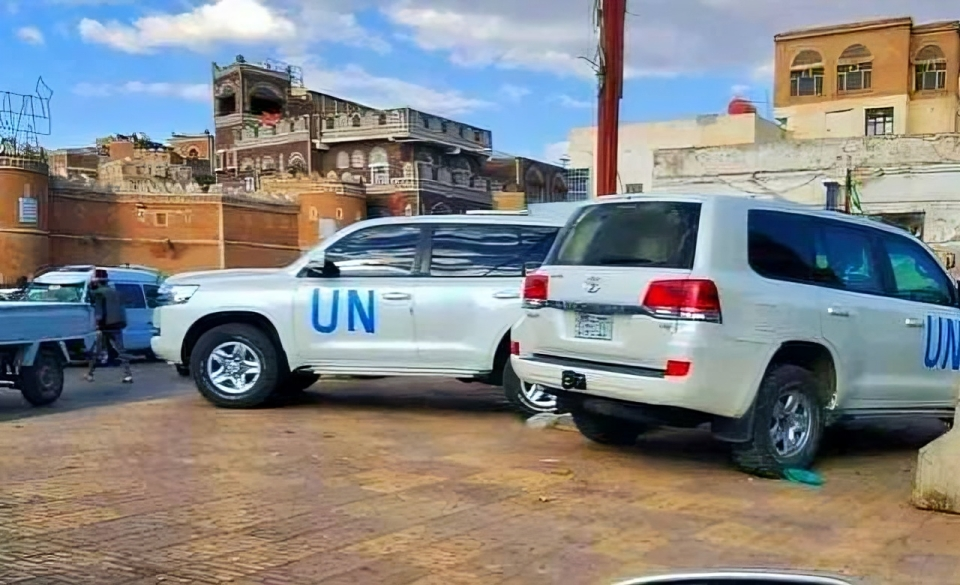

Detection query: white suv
(511, 194), (958, 477)
(151, 213), (563, 415)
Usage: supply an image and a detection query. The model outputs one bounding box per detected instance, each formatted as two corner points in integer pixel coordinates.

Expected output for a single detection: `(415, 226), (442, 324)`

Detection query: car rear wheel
(571, 409), (646, 446)
(191, 324), (281, 408)
(20, 348), (65, 407)
(502, 358), (559, 416)
(731, 364), (825, 478)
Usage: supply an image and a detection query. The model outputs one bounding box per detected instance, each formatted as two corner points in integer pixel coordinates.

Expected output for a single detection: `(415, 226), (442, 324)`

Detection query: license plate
(575, 313), (613, 340)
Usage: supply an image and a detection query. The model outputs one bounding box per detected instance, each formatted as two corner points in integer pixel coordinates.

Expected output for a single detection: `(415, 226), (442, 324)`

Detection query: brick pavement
(1, 367), (959, 584)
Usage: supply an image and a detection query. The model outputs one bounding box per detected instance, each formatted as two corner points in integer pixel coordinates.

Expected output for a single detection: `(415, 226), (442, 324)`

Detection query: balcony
(320, 108), (492, 153)
(231, 115), (311, 150)
(365, 177), (491, 204)
(0, 155), (48, 174)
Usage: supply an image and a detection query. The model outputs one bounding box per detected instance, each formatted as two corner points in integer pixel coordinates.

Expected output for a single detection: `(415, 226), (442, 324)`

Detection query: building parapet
(260, 176), (366, 198)
(320, 108), (492, 153)
(365, 177), (491, 204)
(0, 155), (48, 174)
(229, 115), (311, 150)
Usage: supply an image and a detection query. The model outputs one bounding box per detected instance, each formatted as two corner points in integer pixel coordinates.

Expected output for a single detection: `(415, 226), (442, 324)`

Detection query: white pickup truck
(150, 214), (564, 414)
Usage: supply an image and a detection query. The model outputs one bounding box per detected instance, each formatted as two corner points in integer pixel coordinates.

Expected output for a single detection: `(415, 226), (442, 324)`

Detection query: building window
(837, 44), (873, 92)
(309, 206), (318, 220)
(336, 208), (343, 220)
(378, 113), (387, 125)
(154, 212), (168, 227)
(789, 50), (824, 97)
(369, 147), (390, 185)
(440, 122), (447, 133)
(350, 150), (365, 168)
(914, 45), (947, 91)
(243, 176), (255, 191)
(325, 117), (335, 130)
(565, 167), (590, 201)
(473, 130), (481, 142)
(351, 114), (361, 127)
(336, 151), (350, 169)
(625, 183), (644, 194)
(865, 107), (894, 136)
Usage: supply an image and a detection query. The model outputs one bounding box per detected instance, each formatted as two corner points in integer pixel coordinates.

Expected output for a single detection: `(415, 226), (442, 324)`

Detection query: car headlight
(156, 284), (199, 305)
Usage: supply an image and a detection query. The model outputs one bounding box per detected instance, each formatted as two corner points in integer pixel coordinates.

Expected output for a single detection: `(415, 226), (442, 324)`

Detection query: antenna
(0, 77), (53, 158)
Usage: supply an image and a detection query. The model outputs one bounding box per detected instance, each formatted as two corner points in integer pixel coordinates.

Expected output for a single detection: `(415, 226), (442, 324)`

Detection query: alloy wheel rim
(521, 382), (557, 411)
(769, 388), (813, 458)
(206, 341), (262, 395)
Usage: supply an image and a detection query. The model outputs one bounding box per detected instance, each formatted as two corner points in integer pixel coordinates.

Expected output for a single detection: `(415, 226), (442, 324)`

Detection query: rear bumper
(511, 352), (754, 419)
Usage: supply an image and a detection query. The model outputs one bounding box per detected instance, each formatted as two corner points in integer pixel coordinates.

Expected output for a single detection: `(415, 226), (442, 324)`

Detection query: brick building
(210, 56), (558, 216)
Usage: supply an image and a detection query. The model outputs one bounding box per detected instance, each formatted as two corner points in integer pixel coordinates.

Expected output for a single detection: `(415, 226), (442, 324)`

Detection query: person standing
(85, 269), (133, 384)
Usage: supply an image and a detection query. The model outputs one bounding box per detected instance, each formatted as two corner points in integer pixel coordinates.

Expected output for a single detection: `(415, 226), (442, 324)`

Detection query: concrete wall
(568, 113), (786, 198)
(652, 132), (960, 254)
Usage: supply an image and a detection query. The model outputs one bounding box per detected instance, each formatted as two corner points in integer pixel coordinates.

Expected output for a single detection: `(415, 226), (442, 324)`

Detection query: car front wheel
(191, 324), (281, 408)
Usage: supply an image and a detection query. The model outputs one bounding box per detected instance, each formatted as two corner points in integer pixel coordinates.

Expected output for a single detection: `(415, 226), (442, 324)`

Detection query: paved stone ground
(1, 364), (959, 584)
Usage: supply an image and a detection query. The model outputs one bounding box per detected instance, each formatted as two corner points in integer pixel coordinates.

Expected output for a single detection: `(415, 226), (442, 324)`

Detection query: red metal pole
(596, 0), (626, 197)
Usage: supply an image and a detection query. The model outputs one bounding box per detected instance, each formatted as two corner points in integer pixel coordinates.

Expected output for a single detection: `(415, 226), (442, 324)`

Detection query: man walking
(85, 269), (133, 384)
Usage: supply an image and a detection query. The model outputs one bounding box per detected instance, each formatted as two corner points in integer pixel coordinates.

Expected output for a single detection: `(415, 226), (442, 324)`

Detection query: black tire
(280, 372), (320, 395)
(20, 347), (65, 407)
(571, 408), (646, 446)
(731, 364), (825, 479)
(190, 324), (282, 408)
(502, 358), (559, 417)
(175, 364), (190, 377)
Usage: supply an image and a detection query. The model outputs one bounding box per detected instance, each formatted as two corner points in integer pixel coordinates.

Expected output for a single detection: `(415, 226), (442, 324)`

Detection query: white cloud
(553, 94), (591, 109)
(382, 0), (960, 79)
(73, 81), (210, 101)
(78, 0), (295, 53)
(500, 84), (529, 102)
(541, 140), (569, 165)
(302, 62), (493, 117)
(16, 26), (44, 45)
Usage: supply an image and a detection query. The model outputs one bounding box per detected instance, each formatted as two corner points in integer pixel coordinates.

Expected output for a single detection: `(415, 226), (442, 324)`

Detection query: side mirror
(522, 261), (541, 276)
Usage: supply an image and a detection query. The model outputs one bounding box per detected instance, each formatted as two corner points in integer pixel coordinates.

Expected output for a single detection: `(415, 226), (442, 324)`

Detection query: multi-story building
(774, 17), (960, 139)
(48, 147), (99, 180)
(210, 56), (496, 216)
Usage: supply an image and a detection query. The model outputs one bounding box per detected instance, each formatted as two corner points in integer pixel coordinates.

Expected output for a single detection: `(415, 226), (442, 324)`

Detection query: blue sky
(2, 0), (949, 163)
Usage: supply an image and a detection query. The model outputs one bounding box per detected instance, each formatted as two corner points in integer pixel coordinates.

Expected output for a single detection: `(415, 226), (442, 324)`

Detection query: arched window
(351, 114), (361, 127)
(378, 113), (387, 125)
(369, 147), (389, 185)
(837, 44), (873, 92)
(790, 50), (824, 97)
(915, 45), (947, 91)
(430, 201), (452, 215)
(336, 151), (350, 169)
(350, 150), (365, 168)
(186, 147), (200, 159)
(325, 117), (335, 130)
(525, 166), (546, 203)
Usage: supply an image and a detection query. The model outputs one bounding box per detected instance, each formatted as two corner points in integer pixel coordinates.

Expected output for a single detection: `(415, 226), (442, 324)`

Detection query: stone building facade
(774, 17), (960, 139)
(0, 154), (311, 284)
(209, 56), (506, 215)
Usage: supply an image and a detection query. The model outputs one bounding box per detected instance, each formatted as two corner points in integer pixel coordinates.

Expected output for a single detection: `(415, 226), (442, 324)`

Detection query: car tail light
(510, 341), (520, 355)
(665, 360), (691, 377)
(642, 279), (721, 323)
(522, 273), (549, 307)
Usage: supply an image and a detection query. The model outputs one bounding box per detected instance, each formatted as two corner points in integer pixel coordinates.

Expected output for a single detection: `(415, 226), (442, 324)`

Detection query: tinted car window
(815, 221), (883, 295)
(548, 201), (700, 268)
(143, 284), (160, 309)
(520, 227), (559, 268)
(879, 233), (955, 306)
(748, 210), (817, 283)
(114, 283), (147, 309)
(325, 225), (421, 277)
(429, 225), (521, 277)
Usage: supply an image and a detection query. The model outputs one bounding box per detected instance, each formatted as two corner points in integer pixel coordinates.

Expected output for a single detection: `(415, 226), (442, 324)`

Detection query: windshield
(23, 282), (86, 302)
(547, 200), (702, 268)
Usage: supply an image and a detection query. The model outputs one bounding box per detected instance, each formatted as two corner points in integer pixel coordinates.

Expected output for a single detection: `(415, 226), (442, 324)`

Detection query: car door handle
(381, 292), (411, 300)
(905, 317), (925, 328)
(493, 290), (520, 299)
(827, 307), (849, 317)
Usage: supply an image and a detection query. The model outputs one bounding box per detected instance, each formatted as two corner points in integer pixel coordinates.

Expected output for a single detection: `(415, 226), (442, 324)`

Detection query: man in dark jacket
(85, 269), (133, 383)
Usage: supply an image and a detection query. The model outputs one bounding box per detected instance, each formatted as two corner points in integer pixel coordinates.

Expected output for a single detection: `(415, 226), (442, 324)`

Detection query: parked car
(511, 194), (958, 477)
(24, 264), (163, 359)
(151, 213), (565, 415)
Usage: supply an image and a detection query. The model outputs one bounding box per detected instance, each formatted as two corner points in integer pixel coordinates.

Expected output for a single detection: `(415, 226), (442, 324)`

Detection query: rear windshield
(545, 200), (701, 268)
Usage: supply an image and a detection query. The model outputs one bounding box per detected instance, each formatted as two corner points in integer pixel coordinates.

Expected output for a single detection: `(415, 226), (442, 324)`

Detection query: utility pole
(596, 0), (627, 197)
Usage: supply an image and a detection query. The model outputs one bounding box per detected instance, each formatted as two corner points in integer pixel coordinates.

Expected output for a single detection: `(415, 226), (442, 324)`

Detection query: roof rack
(464, 210), (530, 216)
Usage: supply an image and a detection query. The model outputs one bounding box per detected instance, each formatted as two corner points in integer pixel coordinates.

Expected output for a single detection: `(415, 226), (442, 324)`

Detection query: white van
(25, 265), (163, 357)
(511, 194), (958, 477)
